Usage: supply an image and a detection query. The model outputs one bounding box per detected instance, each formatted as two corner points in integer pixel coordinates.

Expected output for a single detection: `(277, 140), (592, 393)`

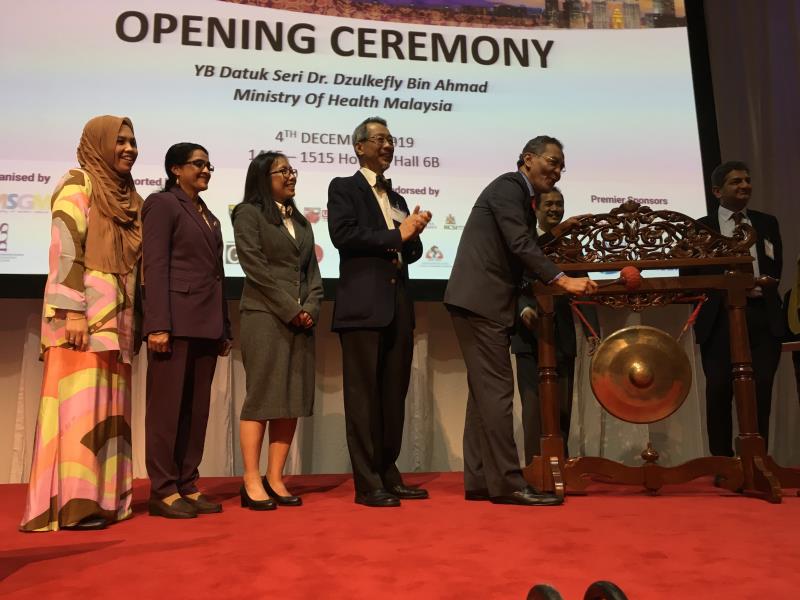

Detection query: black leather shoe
(148, 497), (198, 519)
(490, 486), (563, 506)
(182, 493), (222, 514)
(354, 489), (401, 507)
(262, 477), (303, 506)
(240, 485), (277, 511)
(388, 484), (429, 500)
(62, 516), (109, 530)
(464, 488), (490, 501)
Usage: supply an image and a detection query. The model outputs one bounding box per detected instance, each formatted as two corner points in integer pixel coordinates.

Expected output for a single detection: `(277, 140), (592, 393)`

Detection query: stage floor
(1, 473), (798, 599)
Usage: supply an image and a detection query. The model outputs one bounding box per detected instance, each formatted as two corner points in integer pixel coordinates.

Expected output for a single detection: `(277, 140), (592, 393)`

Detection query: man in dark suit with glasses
(686, 161), (784, 457)
(445, 136), (597, 506)
(327, 116), (432, 507)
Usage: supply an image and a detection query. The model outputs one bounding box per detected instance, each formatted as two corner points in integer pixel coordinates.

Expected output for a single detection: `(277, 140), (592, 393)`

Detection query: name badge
(764, 239), (775, 260)
(390, 206), (408, 223)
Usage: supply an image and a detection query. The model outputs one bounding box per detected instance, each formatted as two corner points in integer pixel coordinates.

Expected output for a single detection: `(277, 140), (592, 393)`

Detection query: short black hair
(352, 116), (388, 146)
(517, 135), (563, 168)
(540, 186), (563, 198)
(711, 161), (749, 188)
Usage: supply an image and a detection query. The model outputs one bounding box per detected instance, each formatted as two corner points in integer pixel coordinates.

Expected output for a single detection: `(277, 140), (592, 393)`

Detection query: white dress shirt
(276, 201), (295, 239)
(359, 166), (395, 230)
(360, 166), (402, 265)
(718, 205), (761, 295)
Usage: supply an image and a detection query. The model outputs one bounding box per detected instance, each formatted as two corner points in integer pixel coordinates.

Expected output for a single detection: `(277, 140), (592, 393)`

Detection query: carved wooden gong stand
(522, 200), (800, 503)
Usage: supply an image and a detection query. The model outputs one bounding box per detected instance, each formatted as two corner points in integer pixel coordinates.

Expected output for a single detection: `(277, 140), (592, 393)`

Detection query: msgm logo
(0, 192), (50, 212)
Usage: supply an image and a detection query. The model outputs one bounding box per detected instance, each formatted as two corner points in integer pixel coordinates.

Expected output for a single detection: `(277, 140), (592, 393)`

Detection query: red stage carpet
(1, 473), (798, 599)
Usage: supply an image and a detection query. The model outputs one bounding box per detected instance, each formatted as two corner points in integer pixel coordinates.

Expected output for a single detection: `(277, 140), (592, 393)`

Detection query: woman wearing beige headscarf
(20, 115), (143, 532)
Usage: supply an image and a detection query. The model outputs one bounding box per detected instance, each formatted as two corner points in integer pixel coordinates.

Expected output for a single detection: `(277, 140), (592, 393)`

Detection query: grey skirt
(239, 309), (316, 420)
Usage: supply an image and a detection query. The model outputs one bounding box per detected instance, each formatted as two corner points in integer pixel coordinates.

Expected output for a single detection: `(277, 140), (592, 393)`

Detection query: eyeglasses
(270, 167), (298, 178)
(535, 154), (566, 173)
(363, 135), (396, 147)
(183, 160), (214, 172)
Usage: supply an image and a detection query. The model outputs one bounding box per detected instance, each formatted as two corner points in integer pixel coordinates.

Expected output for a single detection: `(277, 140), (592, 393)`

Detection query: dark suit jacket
(232, 202), (323, 324)
(510, 230), (599, 357)
(784, 289), (800, 343)
(327, 171), (422, 331)
(141, 186), (231, 340)
(684, 208), (783, 345)
(444, 171), (561, 328)
(510, 292), (600, 358)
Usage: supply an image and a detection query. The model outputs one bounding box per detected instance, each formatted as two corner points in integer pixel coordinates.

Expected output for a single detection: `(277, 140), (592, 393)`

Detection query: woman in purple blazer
(142, 143), (232, 519)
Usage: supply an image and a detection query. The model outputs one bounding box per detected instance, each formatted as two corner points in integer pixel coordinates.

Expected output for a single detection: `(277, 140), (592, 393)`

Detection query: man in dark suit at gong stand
(445, 136), (597, 506)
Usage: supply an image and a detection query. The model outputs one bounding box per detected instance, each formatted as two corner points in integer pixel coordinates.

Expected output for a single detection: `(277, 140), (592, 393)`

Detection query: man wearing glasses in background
(444, 136), (597, 506)
(328, 116), (432, 507)
(511, 187), (600, 464)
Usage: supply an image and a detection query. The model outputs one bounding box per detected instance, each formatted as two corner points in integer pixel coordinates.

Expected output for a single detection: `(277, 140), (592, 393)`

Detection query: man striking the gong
(445, 136), (597, 506)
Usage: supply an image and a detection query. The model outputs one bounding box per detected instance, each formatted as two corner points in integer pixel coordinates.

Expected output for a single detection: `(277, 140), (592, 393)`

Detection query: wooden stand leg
(523, 295), (567, 495)
(728, 294), (784, 503)
(763, 457), (800, 496)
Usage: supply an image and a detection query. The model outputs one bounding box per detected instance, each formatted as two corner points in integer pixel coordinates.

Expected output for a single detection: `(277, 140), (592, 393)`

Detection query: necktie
(732, 211), (743, 225)
(376, 174), (392, 193)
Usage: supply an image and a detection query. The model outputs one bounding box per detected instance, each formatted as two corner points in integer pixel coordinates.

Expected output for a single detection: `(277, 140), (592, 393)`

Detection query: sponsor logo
(0, 192), (50, 212)
(314, 244), (324, 263)
(303, 207), (327, 223)
(443, 213), (463, 230)
(0, 222), (8, 252)
(425, 245), (444, 260)
(224, 243), (238, 264)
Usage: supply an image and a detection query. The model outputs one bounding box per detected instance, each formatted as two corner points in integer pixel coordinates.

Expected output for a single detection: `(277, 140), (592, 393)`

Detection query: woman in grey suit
(232, 151), (323, 510)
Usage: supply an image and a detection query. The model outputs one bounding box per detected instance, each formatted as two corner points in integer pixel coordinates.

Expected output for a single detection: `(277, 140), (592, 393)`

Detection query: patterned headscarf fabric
(75, 115), (143, 274)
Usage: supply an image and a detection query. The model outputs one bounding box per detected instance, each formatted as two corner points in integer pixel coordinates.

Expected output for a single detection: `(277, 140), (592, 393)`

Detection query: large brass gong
(590, 325), (692, 424)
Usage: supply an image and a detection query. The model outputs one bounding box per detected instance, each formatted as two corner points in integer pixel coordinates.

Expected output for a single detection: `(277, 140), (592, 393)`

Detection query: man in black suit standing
(444, 136), (597, 506)
(328, 116), (432, 507)
(690, 161), (784, 456)
(511, 188), (599, 464)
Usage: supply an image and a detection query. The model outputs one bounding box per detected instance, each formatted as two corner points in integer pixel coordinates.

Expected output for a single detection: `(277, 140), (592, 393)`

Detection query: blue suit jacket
(327, 171), (422, 331)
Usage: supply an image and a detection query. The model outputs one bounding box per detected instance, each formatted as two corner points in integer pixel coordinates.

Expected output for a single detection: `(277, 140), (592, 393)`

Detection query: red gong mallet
(598, 265), (642, 291)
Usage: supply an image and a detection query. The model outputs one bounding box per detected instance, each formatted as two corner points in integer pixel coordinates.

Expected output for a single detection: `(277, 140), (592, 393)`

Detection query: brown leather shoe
(182, 493), (222, 514)
(148, 497), (197, 519)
